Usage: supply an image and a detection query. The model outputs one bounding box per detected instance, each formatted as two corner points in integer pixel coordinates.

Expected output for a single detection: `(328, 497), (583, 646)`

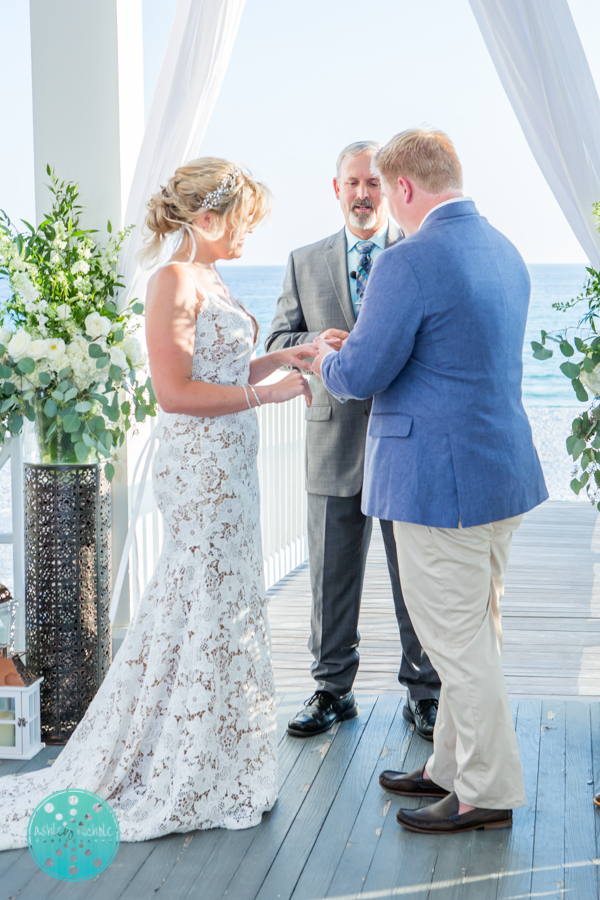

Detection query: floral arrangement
(533, 201), (600, 506)
(0, 169), (156, 479)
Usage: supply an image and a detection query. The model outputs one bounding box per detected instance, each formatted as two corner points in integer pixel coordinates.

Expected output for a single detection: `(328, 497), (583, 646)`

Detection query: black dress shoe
(396, 791), (512, 834)
(379, 764), (449, 798)
(287, 691), (358, 737)
(402, 697), (438, 741)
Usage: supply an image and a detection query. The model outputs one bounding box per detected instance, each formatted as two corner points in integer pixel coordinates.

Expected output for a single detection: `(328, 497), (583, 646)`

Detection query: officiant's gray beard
(349, 200), (376, 230)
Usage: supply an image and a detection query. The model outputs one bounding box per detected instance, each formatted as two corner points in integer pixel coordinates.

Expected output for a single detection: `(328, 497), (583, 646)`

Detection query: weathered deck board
(3, 500), (600, 897)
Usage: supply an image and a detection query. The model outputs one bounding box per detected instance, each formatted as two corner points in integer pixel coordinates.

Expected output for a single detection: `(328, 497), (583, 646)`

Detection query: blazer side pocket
(369, 413), (413, 437)
(305, 406), (333, 422)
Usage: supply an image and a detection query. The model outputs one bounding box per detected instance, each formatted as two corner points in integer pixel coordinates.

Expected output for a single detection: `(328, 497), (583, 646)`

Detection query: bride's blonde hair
(140, 157), (271, 267)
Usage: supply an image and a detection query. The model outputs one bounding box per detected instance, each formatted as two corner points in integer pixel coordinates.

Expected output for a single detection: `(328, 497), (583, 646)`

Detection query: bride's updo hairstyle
(141, 157), (271, 266)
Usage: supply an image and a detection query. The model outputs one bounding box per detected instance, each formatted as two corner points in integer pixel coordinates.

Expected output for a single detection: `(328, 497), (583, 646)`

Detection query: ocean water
(221, 263), (591, 408)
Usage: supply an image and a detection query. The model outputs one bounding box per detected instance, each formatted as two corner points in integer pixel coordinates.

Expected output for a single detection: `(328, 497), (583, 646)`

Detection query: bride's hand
(266, 371), (312, 407)
(273, 343), (319, 372)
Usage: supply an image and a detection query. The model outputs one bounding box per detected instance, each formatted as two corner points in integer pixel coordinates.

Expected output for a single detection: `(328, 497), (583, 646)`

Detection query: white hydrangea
(7, 329), (32, 360)
(581, 362), (600, 397)
(109, 346), (128, 370)
(12, 272), (40, 310)
(85, 312), (111, 339)
(118, 335), (145, 368)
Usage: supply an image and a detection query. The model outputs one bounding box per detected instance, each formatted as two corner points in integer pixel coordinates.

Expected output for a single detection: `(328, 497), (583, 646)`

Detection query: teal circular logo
(27, 789), (120, 881)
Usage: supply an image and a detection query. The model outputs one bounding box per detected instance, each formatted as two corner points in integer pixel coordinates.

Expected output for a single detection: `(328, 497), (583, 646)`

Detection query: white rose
(46, 338), (67, 360)
(109, 346), (128, 370)
(7, 329), (32, 360)
(0, 327), (13, 348)
(55, 303), (71, 321)
(85, 312), (111, 339)
(28, 339), (48, 361)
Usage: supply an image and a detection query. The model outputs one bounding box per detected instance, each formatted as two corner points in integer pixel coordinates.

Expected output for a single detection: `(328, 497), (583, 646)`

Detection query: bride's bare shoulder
(146, 263), (200, 314)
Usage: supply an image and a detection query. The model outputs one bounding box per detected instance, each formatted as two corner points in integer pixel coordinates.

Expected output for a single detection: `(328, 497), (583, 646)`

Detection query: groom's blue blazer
(321, 200), (548, 528)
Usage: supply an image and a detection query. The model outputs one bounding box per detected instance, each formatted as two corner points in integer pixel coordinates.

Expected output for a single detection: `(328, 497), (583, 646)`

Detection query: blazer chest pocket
(369, 413), (413, 437)
(305, 406), (332, 422)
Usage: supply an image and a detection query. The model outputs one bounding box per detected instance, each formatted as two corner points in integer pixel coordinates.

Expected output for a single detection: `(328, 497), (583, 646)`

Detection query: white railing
(0, 437), (25, 651)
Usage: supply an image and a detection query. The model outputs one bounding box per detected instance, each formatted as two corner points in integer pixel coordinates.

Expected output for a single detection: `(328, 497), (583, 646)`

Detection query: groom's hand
(317, 328), (349, 349)
(310, 336), (339, 379)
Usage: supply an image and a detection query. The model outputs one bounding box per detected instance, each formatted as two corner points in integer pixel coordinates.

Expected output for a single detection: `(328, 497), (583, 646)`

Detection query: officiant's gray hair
(336, 141), (382, 178)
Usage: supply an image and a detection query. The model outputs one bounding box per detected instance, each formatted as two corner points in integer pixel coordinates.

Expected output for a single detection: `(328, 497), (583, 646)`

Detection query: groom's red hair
(374, 128), (463, 193)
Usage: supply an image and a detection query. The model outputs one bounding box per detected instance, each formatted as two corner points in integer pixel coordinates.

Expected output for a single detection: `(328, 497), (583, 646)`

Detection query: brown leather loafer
(396, 791), (512, 834)
(379, 764), (449, 798)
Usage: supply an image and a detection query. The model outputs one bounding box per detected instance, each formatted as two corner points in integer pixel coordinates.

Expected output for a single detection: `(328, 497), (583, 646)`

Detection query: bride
(0, 159), (315, 848)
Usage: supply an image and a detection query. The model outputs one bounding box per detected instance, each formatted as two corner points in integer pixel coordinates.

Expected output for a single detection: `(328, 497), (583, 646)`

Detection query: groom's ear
(333, 177), (341, 200)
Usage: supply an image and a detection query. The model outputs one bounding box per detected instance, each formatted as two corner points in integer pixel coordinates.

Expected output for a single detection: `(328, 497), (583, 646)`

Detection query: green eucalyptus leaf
(132, 302), (144, 315)
(16, 357), (35, 374)
(24, 404), (35, 422)
(575, 336), (587, 352)
(62, 413), (81, 433)
(91, 415), (105, 434)
(560, 340), (575, 357)
(104, 301), (117, 315)
(88, 343), (103, 358)
(109, 364), (122, 382)
(44, 399), (57, 418)
(44, 420), (58, 442)
(7, 412), (22, 433)
(38, 372), (52, 385)
(82, 433), (96, 448)
(63, 387), (78, 402)
(533, 348), (553, 360)
(112, 329), (124, 343)
(581, 451), (591, 470)
(0, 344), (6, 356)
(573, 378), (589, 403)
(58, 379), (71, 392)
(121, 400), (131, 415)
(74, 440), (90, 463)
(583, 356), (595, 373)
(0, 397), (15, 413)
(581, 471), (590, 487)
(59, 366), (71, 379)
(75, 401), (92, 412)
(0, 366), (12, 380)
(104, 462), (115, 482)
(531, 341), (544, 351)
(560, 361), (581, 379)
(572, 438), (586, 460)
(51, 390), (64, 402)
(135, 404), (146, 423)
(96, 356), (110, 369)
(570, 478), (582, 495)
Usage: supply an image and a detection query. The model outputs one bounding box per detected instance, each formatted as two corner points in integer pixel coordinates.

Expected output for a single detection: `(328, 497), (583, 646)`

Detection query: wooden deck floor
(269, 501), (600, 700)
(2, 499), (600, 899)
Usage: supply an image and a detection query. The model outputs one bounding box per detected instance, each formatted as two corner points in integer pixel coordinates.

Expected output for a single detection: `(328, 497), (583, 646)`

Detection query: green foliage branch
(0, 169), (156, 479)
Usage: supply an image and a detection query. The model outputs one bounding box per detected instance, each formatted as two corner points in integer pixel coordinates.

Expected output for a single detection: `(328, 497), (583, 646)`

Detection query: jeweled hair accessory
(200, 167), (241, 210)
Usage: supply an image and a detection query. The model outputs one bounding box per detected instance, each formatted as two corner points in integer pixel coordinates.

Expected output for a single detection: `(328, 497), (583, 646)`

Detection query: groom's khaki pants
(392, 515), (526, 810)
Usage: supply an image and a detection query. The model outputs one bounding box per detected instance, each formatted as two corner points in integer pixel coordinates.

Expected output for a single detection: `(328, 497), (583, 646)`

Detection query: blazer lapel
(325, 228), (355, 330)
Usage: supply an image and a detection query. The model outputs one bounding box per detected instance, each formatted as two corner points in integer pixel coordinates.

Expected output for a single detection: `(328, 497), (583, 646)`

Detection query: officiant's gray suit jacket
(265, 222), (403, 496)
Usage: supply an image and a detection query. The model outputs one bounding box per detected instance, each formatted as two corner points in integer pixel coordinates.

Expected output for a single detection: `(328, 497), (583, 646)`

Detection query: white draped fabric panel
(468, 0), (600, 267)
(120, 0), (247, 307)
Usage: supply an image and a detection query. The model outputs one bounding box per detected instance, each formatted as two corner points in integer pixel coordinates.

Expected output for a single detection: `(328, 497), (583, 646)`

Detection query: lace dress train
(0, 293), (277, 850)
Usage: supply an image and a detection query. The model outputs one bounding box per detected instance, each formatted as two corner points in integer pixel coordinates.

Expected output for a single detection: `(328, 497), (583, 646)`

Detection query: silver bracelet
(248, 385), (261, 407)
(242, 385), (252, 409)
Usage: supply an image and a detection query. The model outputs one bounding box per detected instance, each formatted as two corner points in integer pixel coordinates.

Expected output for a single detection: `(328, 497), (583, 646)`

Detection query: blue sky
(2, 0), (600, 265)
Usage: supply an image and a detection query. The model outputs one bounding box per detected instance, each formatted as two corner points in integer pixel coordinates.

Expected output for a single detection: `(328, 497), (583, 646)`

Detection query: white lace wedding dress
(0, 292), (277, 849)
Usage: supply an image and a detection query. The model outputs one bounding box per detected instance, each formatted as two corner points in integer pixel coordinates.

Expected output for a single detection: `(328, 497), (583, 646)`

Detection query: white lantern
(0, 656), (44, 759)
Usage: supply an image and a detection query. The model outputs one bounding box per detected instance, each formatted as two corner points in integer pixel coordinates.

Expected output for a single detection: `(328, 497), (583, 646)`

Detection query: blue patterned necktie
(355, 240), (375, 315)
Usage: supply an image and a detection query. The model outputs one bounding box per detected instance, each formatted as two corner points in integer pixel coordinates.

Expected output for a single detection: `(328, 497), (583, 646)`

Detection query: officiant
(265, 141), (441, 739)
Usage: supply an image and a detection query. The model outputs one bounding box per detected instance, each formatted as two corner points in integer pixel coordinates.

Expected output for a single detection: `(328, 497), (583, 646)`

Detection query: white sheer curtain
(468, 0), (600, 267)
(120, 0), (247, 307)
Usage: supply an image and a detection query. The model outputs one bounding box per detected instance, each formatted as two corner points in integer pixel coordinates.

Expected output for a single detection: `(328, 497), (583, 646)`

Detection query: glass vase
(24, 396), (98, 465)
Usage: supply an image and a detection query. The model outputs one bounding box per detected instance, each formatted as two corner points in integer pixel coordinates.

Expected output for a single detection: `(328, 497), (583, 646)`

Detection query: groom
(266, 140), (440, 740)
(311, 128), (548, 834)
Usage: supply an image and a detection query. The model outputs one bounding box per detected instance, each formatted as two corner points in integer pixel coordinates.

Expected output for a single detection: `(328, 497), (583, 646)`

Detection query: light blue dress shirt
(346, 222), (388, 316)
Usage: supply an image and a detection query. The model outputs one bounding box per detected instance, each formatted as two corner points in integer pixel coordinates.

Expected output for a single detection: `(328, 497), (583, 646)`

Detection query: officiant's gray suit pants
(307, 490), (441, 700)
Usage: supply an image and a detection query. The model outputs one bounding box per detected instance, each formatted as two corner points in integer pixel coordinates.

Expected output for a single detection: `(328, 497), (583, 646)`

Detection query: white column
(29, 0), (144, 641)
